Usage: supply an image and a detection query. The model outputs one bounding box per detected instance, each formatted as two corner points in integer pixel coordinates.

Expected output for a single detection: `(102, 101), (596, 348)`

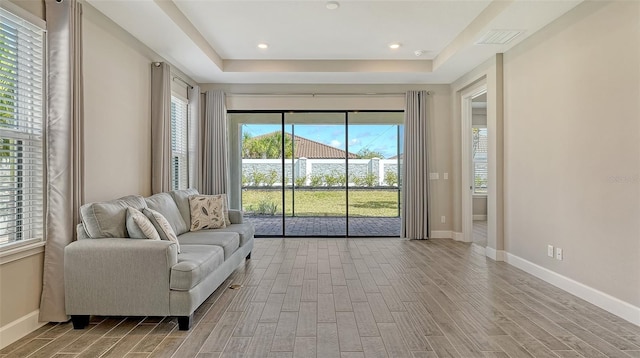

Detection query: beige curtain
(201, 90), (228, 194)
(40, 0), (84, 322)
(151, 62), (172, 194)
(188, 85), (201, 189)
(401, 91), (430, 240)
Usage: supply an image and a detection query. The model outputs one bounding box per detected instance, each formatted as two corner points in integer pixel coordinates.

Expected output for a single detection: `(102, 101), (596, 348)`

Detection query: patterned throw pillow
(189, 195), (227, 231)
(143, 208), (181, 253)
(126, 207), (161, 240)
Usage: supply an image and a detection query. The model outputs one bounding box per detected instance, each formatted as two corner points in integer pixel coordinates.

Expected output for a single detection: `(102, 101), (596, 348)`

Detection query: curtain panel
(40, 0), (85, 322)
(151, 62), (172, 194)
(401, 90), (430, 240)
(187, 85), (201, 189)
(201, 90), (228, 195)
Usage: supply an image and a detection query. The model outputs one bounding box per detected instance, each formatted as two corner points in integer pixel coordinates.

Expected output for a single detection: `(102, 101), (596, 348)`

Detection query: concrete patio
(245, 215), (401, 237)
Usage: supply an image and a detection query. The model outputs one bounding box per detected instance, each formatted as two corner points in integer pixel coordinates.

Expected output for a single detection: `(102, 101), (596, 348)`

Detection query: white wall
(502, 1), (639, 307)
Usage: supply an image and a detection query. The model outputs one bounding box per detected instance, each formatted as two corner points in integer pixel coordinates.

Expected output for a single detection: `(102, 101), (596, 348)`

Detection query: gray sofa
(64, 189), (254, 330)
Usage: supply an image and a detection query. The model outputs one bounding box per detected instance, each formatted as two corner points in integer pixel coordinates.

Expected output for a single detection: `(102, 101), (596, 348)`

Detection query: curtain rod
(172, 75), (194, 90)
(220, 91), (432, 97)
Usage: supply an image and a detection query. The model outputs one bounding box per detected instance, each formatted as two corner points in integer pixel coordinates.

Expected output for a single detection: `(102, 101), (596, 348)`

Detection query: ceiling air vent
(476, 30), (524, 45)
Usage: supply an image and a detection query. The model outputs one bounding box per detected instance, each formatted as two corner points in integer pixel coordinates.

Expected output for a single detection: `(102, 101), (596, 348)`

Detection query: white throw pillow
(126, 207), (161, 240)
(143, 208), (181, 253)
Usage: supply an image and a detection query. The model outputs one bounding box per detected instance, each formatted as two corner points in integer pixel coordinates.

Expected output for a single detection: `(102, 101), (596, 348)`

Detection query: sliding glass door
(229, 111), (402, 237)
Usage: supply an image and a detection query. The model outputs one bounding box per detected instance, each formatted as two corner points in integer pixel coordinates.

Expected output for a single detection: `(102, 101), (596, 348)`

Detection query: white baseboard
(0, 310), (46, 349)
(485, 247), (505, 261)
(473, 215), (487, 221)
(504, 252), (640, 327)
(429, 230), (452, 239)
(452, 232), (466, 242)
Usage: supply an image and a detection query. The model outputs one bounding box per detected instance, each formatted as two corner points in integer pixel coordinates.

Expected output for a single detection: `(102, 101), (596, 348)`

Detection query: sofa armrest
(228, 209), (244, 224)
(64, 238), (178, 316)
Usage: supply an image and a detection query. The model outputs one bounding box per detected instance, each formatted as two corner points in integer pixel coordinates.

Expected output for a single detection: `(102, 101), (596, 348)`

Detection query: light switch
(429, 173), (440, 180)
(443, 173), (448, 180)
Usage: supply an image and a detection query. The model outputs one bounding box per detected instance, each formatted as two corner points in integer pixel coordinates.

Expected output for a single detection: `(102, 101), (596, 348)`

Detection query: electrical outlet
(547, 245), (554, 257)
(556, 248), (563, 261)
(441, 216), (446, 224)
(443, 173), (449, 180)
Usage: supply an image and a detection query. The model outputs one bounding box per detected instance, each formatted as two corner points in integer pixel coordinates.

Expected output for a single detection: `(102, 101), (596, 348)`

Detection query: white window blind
(171, 95), (188, 190)
(472, 127), (488, 194)
(0, 8), (45, 247)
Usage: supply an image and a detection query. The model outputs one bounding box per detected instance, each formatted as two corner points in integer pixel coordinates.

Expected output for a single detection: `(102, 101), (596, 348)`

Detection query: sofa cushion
(169, 188), (199, 229)
(170, 245), (224, 291)
(213, 224), (255, 247)
(80, 195), (147, 238)
(178, 231), (239, 260)
(189, 195), (227, 231)
(144, 208), (181, 253)
(126, 207), (161, 240)
(145, 193), (188, 235)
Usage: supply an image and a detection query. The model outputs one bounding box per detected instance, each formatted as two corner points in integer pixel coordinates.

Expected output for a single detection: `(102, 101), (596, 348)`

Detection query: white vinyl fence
(242, 158), (400, 187)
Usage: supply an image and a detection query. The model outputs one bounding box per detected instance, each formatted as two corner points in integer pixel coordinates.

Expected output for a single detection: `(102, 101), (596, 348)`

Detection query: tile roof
(254, 132), (358, 159)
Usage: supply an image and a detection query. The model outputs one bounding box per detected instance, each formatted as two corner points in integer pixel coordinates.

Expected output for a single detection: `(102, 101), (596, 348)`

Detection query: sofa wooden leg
(178, 315), (192, 330)
(71, 315), (90, 329)
(246, 251), (251, 260)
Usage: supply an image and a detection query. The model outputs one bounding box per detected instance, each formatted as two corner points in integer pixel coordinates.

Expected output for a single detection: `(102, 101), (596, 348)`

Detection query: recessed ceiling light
(326, 1), (339, 10)
(389, 43), (401, 49)
(257, 43), (268, 49)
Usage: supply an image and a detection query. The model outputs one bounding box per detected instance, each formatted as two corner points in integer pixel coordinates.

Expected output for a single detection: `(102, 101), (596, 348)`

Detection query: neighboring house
(250, 132), (358, 159)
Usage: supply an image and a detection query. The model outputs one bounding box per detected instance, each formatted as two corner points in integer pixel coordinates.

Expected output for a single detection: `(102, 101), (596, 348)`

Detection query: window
(170, 95), (188, 190)
(472, 127), (488, 194)
(0, 7), (46, 247)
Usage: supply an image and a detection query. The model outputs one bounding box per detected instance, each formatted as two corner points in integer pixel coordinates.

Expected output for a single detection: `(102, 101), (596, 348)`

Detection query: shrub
(265, 169), (280, 187)
(310, 174), (324, 187)
(241, 173), (249, 187)
(362, 173), (378, 187)
(324, 173), (339, 187)
(256, 200), (278, 215)
(250, 170), (267, 186)
(294, 175), (307, 187)
(384, 171), (398, 186)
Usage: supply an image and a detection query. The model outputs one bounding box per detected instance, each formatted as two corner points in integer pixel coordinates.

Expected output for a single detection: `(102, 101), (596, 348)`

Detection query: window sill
(0, 241), (45, 265)
(472, 194), (488, 198)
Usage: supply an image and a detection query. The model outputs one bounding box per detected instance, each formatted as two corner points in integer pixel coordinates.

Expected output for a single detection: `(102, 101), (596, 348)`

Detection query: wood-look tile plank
(233, 302), (266, 337)
(317, 323), (340, 358)
(336, 312), (363, 352)
(352, 302), (380, 337)
(378, 286), (406, 312)
(333, 285), (353, 312)
(272, 311), (298, 352)
(390, 311), (430, 351)
(378, 323), (411, 358)
(261, 293), (286, 323)
(367, 293), (394, 323)
(361, 336), (389, 358)
(293, 337), (316, 358)
(318, 273), (333, 294)
(318, 293), (337, 323)
(201, 311), (243, 353)
(347, 280), (368, 302)
(301, 280), (318, 302)
(296, 302), (317, 337)
(272, 274), (291, 294)
(282, 286), (303, 312)
(244, 323), (277, 358)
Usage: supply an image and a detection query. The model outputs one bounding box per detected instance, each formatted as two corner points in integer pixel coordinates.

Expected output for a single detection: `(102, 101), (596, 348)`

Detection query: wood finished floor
(3, 238), (639, 358)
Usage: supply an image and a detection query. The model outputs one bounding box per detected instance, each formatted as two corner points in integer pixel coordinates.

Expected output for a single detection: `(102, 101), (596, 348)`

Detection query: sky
(242, 124), (402, 158)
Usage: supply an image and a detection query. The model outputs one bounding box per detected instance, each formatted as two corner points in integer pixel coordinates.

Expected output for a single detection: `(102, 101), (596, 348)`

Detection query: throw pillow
(189, 195), (227, 231)
(126, 207), (161, 240)
(143, 208), (181, 253)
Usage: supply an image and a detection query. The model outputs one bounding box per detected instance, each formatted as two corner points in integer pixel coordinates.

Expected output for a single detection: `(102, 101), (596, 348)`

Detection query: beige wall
(202, 83), (454, 232)
(502, 1), (639, 306)
(0, 253), (44, 326)
(82, 4), (155, 203)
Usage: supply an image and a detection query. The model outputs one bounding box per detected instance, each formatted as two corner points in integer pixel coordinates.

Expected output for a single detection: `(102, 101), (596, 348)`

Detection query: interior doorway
(461, 84), (488, 246)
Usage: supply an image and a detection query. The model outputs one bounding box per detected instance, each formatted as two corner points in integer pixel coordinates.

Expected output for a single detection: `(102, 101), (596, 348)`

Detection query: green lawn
(242, 189), (400, 217)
